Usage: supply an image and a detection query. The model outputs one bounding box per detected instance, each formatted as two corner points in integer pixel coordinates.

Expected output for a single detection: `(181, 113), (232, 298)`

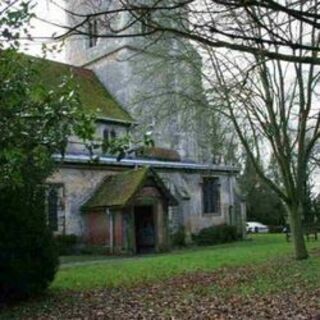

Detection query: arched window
(202, 177), (220, 215)
(110, 129), (116, 139)
(102, 128), (109, 153)
(103, 128), (109, 143)
(88, 18), (98, 48)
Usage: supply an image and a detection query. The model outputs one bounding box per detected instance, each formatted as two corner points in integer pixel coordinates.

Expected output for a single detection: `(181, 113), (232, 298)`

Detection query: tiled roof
(30, 56), (133, 123)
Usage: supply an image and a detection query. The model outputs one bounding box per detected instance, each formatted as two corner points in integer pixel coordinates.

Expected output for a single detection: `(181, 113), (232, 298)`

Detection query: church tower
(64, 1), (209, 162)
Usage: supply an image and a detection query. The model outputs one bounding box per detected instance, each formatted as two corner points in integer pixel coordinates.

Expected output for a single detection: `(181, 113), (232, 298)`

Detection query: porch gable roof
(81, 167), (177, 211)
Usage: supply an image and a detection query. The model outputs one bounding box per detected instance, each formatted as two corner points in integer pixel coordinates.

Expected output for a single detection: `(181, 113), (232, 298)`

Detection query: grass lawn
(2, 234), (320, 319)
(54, 233), (320, 290)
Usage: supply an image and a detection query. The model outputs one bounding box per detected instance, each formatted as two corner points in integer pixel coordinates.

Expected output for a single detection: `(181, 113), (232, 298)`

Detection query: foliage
(0, 1), (34, 50)
(193, 224), (238, 246)
(55, 235), (78, 256)
(313, 195), (320, 223)
(0, 185), (59, 303)
(303, 185), (320, 225)
(0, 47), (93, 304)
(79, 245), (110, 256)
(171, 226), (186, 247)
(0, 50), (94, 188)
(102, 131), (155, 161)
(240, 157), (285, 226)
(245, 190), (285, 227)
(268, 225), (285, 234)
(0, 1), (94, 303)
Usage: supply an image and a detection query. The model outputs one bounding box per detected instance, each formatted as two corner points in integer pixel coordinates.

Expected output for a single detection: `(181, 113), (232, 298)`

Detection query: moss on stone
(137, 147), (181, 162)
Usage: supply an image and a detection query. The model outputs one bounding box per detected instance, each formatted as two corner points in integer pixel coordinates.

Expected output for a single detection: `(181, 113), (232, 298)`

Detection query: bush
(55, 234), (78, 255)
(171, 226), (186, 247)
(79, 245), (110, 255)
(0, 186), (59, 303)
(193, 224), (238, 246)
(268, 225), (284, 233)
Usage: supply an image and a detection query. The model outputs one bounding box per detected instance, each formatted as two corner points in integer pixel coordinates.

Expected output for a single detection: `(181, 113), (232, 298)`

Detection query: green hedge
(193, 224), (238, 246)
(171, 226), (186, 247)
(55, 234), (78, 255)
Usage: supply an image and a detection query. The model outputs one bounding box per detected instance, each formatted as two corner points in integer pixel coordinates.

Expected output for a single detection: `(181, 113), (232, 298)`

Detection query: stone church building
(41, 1), (245, 254)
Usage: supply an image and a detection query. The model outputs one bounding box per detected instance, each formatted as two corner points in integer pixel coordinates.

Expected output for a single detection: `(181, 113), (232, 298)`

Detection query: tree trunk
(287, 204), (309, 260)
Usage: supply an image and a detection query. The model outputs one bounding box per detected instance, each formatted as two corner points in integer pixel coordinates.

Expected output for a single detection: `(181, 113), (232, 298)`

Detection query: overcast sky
(26, 0), (66, 61)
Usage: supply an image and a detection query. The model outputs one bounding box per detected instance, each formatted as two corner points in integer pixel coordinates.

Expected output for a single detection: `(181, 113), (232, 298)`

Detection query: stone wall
(159, 172), (236, 237)
(64, 1), (210, 162)
(47, 167), (117, 236)
(66, 121), (129, 155)
(47, 165), (238, 240)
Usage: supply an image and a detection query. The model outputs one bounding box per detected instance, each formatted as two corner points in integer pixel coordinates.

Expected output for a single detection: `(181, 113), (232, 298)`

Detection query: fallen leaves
(2, 255), (320, 320)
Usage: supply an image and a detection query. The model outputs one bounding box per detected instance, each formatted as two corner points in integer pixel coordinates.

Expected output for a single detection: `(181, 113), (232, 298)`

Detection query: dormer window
(88, 18), (98, 48)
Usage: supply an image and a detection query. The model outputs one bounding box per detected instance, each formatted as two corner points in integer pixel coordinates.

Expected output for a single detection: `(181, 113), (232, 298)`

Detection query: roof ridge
(23, 52), (90, 71)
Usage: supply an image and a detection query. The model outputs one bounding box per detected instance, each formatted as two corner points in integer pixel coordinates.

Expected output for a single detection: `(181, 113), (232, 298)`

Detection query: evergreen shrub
(268, 225), (284, 233)
(171, 226), (186, 247)
(79, 245), (110, 255)
(55, 234), (78, 255)
(0, 186), (59, 303)
(193, 224), (238, 246)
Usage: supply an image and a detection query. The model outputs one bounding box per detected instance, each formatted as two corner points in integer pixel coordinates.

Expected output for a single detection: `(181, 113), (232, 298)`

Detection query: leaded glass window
(48, 187), (58, 231)
(202, 177), (220, 214)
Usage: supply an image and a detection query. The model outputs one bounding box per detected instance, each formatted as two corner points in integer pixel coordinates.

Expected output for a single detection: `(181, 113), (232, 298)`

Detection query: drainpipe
(229, 176), (235, 225)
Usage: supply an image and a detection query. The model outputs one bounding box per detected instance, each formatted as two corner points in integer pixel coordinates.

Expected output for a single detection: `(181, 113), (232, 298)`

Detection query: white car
(246, 222), (269, 233)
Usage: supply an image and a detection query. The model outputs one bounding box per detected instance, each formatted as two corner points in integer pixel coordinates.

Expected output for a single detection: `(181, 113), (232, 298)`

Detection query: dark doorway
(134, 205), (155, 254)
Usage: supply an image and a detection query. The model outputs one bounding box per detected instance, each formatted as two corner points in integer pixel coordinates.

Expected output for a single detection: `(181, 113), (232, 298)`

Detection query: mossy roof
(30, 56), (133, 123)
(137, 147), (181, 162)
(82, 167), (177, 211)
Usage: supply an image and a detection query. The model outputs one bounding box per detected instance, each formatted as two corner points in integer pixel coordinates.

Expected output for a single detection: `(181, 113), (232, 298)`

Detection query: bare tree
(32, 0), (320, 65)
(207, 48), (320, 259)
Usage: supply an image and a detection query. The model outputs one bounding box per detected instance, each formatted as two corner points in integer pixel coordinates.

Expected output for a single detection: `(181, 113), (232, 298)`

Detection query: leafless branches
(34, 0), (320, 65)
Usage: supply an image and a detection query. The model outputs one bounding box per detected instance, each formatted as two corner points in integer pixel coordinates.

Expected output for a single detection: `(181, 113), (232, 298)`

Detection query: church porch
(81, 167), (177, 254)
